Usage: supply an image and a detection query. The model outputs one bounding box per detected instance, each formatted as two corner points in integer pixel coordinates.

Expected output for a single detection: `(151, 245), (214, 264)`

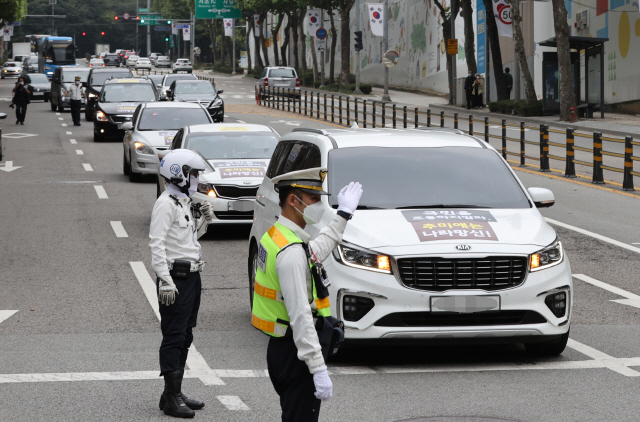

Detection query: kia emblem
(243, 181), (252, 185)
(456, 245), (471, 251)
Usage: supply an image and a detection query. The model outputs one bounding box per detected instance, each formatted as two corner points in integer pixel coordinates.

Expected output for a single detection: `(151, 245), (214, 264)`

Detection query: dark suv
(103, 53), (119, 66)
(85, 67), (133, 121)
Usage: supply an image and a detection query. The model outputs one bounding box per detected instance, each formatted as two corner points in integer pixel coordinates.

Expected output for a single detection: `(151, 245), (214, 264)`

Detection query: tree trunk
(328, 11), (337, 83)
(259, 14), (270, 67)
(511, 0), (537, 104)
(281, 15), (292, 67)
(272, 13), (284, 66)
(434, 0), (456, 105)
(255, 18), (264, 70)
(221, 23), (226, 66)
(339, 1), (355, 87)
(310, 36), (319, 83)
(551, 0), (575, 120)
(292, 11), (300, 70)
(208, 20), (216, 65)
(460, 0), (477, 74)
(298, 7), (308, 74)
(247, 21), (253, 72)
(482, 0), (508, 101)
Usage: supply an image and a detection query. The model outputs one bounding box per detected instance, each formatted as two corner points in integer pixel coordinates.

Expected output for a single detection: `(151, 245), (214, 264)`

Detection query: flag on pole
(253, 15), (261, 37)
(367, 4), (384, 37)
(183, 26), (190, 41)
(224, 19), (234, 36)
(307, 9), (321, 35)
(492, 0), (513, 37)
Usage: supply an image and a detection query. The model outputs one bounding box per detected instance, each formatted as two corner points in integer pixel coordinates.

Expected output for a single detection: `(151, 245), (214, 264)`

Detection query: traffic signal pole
(146, 0), (151, 56)
(354, 0), (362, 94)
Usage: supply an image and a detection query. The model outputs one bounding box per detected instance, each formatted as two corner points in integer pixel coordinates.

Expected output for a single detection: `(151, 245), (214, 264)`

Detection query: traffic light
(135, 16), (140, 20)
(114, 15), (119, 20)
(82, 32), (86, 36)
(165, 37), (169, 42)
(101, 32), (105, 36)
(158, 19), (172, 24)
(167, 20), (171, 24)
(354, 31), (363, 52)
(140, 18), (145, 23)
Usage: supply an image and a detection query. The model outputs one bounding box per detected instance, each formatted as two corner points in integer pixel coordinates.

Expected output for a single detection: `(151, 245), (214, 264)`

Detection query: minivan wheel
(248, 242), (258, 309)
(524, 330), (569, 356)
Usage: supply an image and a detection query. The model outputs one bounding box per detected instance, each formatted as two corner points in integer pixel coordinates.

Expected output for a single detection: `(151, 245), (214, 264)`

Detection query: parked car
(155, 56), (171, 68)
(166, 79), (224, 122)
(1, 61), (23, 79)
(90, 58), (105, 67)
(172, 59), (193, 73)
(85, 67), (134, 121)
(135, 57), (152, 71)
(254, 66), (300, 100)
(50, 66), (90, 112)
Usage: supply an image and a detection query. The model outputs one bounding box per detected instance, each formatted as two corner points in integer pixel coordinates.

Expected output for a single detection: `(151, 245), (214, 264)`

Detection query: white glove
(199, 202), (213, 221)
(158, 275), (178, 306)
(313, 368), (333, 401)
(337, 182), (363, 215)
(61, 96), (67, 102)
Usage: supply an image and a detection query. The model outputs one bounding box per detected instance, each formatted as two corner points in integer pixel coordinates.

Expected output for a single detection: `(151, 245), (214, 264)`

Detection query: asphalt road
(2, 69), (640, 422)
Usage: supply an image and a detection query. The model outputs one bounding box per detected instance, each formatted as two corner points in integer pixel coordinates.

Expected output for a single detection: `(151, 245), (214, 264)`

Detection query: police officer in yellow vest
(251, 167), (363, 422)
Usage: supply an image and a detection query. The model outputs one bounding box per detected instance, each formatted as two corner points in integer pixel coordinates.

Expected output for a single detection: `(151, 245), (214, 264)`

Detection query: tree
(482, 0), (509, 101)
(460, 0), (477, 74)
(551, 0), (575, 120)
(0, 0), (27, 62)
(433, 0), (457, 105)
(271, 12), (284, 65)
(511, 0), (537, 104)
(327, 11), (337, 83)
(336, 0), (355, 87)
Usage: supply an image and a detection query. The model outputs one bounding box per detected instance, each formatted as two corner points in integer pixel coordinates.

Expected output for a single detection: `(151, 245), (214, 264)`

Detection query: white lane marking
(129, 262), (225, 386)
(76, 150), (83, 155)
(66, 131), (72, 135)
(567, 339), (640, 377)
(70, 139), (77, 144)
(217, 396), (250, 411)
(235, 120), (246, 123)
(0, 161), (22, 172)
(0, 310), (18, 325)
(545, 218), (640, 255)
(224, 114), (229, 118)
(110, 221), (128, 238)
(56, 113), (61, 116)
(83, 163), (93, 171)
(573, 274), (640, 309)
(61, 123), (68, 127)
(58, 117), (64, 121)
(633, 243), (640, 245)
(94, 185), (108, 199)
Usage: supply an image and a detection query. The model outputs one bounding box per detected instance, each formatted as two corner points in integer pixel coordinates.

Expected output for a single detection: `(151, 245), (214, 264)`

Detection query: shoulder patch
(257, 242), (268, 273)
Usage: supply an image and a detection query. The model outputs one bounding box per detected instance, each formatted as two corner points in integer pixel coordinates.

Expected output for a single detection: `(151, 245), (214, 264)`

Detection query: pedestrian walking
(64, 76), (86, 126)
(149, 149), (214, 418)
(464, 70), (475, 110)
(251, 167), (363, 422)
(473, 73), (485, 109)
(11, 76), (31, 125)
(504, 67), (513, 99)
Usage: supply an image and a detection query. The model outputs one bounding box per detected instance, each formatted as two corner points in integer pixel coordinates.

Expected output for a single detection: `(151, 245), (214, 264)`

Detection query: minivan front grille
(213, 185), (259, 199)
(397, 256), (528, 292)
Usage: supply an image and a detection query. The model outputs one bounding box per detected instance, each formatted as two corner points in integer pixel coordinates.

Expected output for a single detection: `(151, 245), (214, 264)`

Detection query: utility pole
(232, 19), (236, 75)
(146, 0), (151, 56)
(354, 0), (362, 94)
(450, 0), (457, 106)
(486, 31), (490, 104)
(51, 0), (56, 35)
(320, 9), (325, 88)
(381, 0), (391, 102)
(136, 0), (139, 53)
(190, 13), (195, 65)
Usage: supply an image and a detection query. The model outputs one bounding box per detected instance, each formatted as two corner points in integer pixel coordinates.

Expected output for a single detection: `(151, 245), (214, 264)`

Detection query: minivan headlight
(134, 142), (154, 155)
(334, 243), (392, 274)
(530, 241), (564, 272)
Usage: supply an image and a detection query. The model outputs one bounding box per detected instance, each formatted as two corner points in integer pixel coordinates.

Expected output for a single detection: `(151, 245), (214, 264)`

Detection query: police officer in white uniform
(251, 167), (363, 421)
(63, 76), (85, 126)
(149, 149), (214, 418)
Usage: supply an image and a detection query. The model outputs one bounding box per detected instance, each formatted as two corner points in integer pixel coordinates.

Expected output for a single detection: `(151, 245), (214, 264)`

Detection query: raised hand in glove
(199, 202), (213, 222)
(158, 275), (179, 306)
(337, 181), (363, 215)
(313, 368), (333, 400)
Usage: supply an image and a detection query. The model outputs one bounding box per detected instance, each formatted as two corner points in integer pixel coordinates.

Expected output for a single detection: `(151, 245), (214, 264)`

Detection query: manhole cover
(396, 418), (522, 422)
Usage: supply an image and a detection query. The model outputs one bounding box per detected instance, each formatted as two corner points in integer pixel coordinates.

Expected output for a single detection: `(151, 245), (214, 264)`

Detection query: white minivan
(248, 127), (572, 356)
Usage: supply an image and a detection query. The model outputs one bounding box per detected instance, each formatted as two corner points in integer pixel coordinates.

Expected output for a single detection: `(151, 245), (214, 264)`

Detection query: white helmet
(159, 149), (207, 193)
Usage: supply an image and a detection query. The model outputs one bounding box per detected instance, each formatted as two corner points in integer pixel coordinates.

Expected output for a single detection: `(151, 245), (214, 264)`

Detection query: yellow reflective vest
(251, 222), (331, 337)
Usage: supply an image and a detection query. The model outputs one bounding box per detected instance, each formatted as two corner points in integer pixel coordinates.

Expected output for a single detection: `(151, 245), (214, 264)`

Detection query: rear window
(91, 71), (132, 86)
(268, 68), (296, 78)
(138, 108), (211, 130)
(184, 132), (279, 160)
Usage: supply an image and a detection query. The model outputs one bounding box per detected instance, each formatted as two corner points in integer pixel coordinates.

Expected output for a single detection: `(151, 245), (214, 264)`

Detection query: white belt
(167, 261), (205, 272)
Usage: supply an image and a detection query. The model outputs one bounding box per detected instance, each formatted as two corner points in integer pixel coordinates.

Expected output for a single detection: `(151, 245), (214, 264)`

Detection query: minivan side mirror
(528, 187), (555, 208)
(217, 90), (224, 94)
(121, 122), (133, 131)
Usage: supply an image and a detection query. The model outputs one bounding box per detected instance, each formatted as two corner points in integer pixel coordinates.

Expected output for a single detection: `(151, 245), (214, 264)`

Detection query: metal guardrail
(257, 87), (638, 191)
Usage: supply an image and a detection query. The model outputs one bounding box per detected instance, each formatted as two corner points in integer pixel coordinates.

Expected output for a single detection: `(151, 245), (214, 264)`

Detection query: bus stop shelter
(539, 36), (608, 119)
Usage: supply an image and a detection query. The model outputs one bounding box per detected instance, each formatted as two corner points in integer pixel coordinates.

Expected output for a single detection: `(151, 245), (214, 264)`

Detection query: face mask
(294, 195), (325, 225)
(187, 175), (199, 197)
(75, 82), (79, 86)
(19, 82), (24, 85)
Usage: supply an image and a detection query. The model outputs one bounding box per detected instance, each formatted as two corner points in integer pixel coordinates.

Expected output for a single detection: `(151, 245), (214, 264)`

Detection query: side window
(131, 105), (142, 127)
(279, 142), (321, 175)
(171, 130), (183, 150)
(266, 142), (293, 179)
(261, 68), (268, 78)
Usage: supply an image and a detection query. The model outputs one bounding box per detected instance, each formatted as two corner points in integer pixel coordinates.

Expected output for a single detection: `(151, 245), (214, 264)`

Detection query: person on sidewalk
(464, 70), (475, 110)
(149, 149), (214, 418)
(473, 74), (485, 109)
(64, 76), (86, 126)
(504, 67), (513, 99)
(252, 168), (362, 422)
(12, 77), (31, 125)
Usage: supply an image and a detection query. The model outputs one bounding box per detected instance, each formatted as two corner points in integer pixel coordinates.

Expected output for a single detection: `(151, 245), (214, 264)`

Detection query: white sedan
(172, 59), (192, 73)
(126, 55), (139, 67)
(135, 57), (152, 71)
(89, 58), (105, 67)
(121, 102), (213, 182)
(157, 124), (280, 224)
(248, 127), (573, 356)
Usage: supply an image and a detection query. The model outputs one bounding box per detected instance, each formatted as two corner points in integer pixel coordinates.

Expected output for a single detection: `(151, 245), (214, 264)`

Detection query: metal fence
(257, 87), (638, 191)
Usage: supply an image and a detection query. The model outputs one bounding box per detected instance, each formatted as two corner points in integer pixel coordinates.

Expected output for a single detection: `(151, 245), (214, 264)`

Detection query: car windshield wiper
(395, 204), (491, 209)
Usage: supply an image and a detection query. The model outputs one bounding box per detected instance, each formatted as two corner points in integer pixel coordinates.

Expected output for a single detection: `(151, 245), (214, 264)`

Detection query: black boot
(160, 370), (195, 418)
(159, 368), (205, 411)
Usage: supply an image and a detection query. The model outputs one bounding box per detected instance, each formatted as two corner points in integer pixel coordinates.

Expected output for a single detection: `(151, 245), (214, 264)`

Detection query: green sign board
(138, 7), (149, 13)
(170, 36), (175, 48)
(195, 0), (241, 19)
(139, 15), (165, 26)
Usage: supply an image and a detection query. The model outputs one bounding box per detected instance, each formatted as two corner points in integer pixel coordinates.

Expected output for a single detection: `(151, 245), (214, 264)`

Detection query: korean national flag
(224, 19), (234, 37)
(307, 9), (321, 35)
(253, 14), (261, 37)
(368, 4), (384, 37)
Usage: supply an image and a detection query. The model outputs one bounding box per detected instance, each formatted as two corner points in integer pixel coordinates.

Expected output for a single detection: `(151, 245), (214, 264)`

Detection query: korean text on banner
(224, 19), (233, 36)
(477, 0), (486, 74)
(492, 0), (512, 37)
(368, 4), (384, 37)
(307, 9), (321, 36)
(253, 14), (260, 37)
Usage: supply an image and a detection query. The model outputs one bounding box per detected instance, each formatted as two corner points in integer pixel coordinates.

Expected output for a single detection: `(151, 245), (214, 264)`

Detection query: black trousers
(465, 89), (473, 109)
(15, 104), (27, 123)
(267, 335), (321, 422)
(158, 271), (201, 376)
(70, 99), (81, 125)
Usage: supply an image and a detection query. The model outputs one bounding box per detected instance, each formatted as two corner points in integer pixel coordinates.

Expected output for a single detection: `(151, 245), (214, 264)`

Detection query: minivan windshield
(138, 108), (210, 130)
(328, 147), (531, 209)
(62, 70), (89, 83)
(100, 83), (156, 102)
(184, 132), (279, 160)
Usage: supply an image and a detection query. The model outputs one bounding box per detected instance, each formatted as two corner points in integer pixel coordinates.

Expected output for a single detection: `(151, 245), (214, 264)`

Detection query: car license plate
(430, 295), (500, 313)
(228, 200), (255, 212)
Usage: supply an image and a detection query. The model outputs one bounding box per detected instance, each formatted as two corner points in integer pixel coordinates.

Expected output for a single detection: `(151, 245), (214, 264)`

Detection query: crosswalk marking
(110, 221), (128, 238)
(94, 185), (108, 199)
(70, 139), (77, 144)
(83, 163), (93, 171)
(217, 396), (250, 411)
(76, 150), (83, 155)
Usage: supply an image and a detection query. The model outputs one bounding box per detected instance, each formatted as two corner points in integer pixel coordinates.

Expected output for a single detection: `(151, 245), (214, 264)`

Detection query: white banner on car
(367, 4), (384, 37)
(224, 19), (234, 37)
(492, 0), (513, 37)
(307, 9), (321, 36)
